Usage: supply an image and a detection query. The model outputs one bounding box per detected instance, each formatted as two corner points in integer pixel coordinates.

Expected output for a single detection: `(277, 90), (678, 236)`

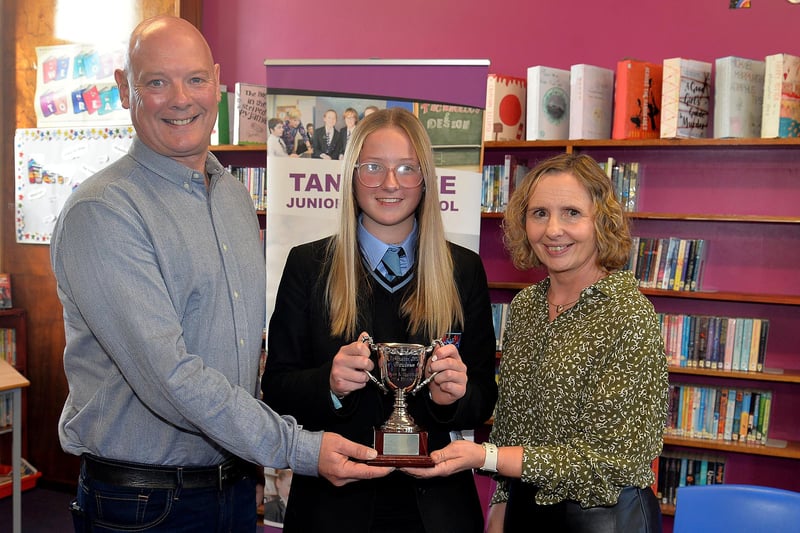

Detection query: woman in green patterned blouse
(406, 153), (669, 532)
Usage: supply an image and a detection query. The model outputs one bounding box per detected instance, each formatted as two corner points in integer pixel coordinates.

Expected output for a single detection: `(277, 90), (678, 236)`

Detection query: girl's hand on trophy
(427, 342), (467, 405)
(329, 332), (375, 398)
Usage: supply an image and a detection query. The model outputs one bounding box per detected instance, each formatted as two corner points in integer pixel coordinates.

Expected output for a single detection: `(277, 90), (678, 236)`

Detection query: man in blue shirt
(50, 15), (390, 533)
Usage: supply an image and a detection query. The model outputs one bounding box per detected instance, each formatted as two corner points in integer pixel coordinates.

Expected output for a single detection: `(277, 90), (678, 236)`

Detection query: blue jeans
(70, 463), (258, 532)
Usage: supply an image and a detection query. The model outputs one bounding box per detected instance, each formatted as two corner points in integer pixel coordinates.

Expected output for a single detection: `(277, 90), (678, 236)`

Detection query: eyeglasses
(354, 162), (424, 188)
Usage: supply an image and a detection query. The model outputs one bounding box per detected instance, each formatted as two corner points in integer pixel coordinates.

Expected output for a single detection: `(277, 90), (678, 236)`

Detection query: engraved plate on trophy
(361, 337), (442, 467)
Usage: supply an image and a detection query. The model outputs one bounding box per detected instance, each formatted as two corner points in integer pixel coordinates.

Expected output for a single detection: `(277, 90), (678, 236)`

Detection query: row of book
(227, 166), (267, 211)
(483, 54), (800, 142)
(655, 452), (726, 507)
(480, 156), (529, 213)
(483, 155), (641, 214)
(627, 237), (707, 292)
(492, 305), (771, 376)
(666, 384), (772, 445)
(598, 158), (640, 213)
(0, 328), (17, 366)
(484, 153), (643, 213)
(659, 314), (769, 372)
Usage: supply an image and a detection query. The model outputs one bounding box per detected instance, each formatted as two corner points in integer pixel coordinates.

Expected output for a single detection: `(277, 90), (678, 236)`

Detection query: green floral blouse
(490, 270), (668, 508)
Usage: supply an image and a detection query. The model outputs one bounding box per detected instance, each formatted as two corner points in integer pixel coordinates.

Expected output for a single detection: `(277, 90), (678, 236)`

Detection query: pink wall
(202, 0), (799, 88)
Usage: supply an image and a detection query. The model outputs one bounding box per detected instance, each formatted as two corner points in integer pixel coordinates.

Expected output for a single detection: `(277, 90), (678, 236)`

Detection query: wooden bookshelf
(662, 435), (800, 460)
(668, 366), (800, 385)
(490, 281), (800, 307)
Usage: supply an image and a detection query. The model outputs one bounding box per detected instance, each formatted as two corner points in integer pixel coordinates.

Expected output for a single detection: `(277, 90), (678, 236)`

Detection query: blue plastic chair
(673, 484), (800, 533)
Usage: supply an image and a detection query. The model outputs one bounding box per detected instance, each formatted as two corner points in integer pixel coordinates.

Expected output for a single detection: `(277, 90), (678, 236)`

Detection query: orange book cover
(612, 59), (663, 140)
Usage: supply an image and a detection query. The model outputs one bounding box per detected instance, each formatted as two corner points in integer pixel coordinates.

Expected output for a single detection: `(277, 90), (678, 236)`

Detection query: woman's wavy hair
(325, 107), (463, 340)
(502, 153), (632, 272)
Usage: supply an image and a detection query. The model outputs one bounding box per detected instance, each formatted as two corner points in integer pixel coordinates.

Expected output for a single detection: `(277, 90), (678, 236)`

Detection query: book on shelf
(682, 239), (700, 291)
(757, 320), (769, 372)
(738, 319), (753, 372)
(689, 239), (707, 291)
(694, 316), (709, 370)
(723, 318), (736, 371)
(677, 239), (696, 292)
(666, 384), (772, 445)
(232, 82), (268, 145)
(715, 318), (728, 370)
(706, 316), (721, 369)
(525, 65), (570, 140)
(651, 238), (668, 289)
(210, 84), (232, 145)
(483, 74), (527, 141)
(629, 236), (706, 292)
(568, 64), (614, 140)
(0, 273), (11, 309)
(659, 314), (769, 372)
(716, 388), (729, 440)
(481, 156), (530, 213)
(605, 159), (641, 213)
(738, 390), (751, 442)
(760, 52), (800, 138)
(748, 319), (762, 372)
(760, 394), (772, 445)
(732, 317), (747, 372)
(660, 57), (712, 139)
(713, 56), (765, 138)
(747, 391), (760, 444)
(611, 59), (663, 140)
(660, 237), (678, 290)
(481, 165), (500, 213)
(692, 387), (704, 439)
(723, 388), (736, 441)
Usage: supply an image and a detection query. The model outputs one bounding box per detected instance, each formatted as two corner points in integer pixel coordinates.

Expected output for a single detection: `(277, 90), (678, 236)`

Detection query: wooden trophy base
(366, 429), (435, 467)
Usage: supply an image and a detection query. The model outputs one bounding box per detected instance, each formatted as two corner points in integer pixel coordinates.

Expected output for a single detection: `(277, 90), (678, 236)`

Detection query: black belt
(82, 454), (255, 491)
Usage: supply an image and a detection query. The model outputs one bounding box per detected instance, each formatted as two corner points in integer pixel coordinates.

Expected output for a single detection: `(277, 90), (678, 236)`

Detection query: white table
(0, 359), (30, 533)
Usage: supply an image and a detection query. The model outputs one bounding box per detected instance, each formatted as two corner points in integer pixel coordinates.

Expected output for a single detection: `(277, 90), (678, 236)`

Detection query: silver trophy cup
(361, 336), (442, 467)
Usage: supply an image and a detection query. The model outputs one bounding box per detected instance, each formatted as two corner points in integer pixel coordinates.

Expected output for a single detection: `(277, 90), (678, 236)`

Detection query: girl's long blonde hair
(326, 108), (463, 340)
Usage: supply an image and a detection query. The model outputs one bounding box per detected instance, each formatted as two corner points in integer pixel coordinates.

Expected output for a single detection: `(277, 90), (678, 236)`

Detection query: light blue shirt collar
(357, 214), (418, 275)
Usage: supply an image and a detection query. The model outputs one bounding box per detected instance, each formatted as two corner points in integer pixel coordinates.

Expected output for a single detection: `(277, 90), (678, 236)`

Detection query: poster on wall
(14, 127), (135, 244)
(263, 59), (490, 324)
(34, 43), (132, 127)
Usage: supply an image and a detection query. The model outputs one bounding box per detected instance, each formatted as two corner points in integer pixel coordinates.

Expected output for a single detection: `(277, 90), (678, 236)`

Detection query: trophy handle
(410, 339), (444, 395)
(360, 334), (389, 393)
